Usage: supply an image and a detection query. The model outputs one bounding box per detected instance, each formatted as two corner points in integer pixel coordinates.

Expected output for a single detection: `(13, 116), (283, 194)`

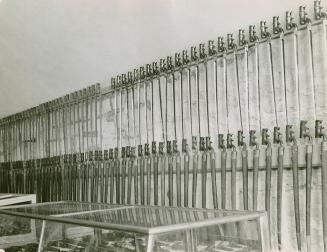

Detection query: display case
(0, 193), (36, 207)
(0, 201), (269, 252)
(0, 194), (37, 250)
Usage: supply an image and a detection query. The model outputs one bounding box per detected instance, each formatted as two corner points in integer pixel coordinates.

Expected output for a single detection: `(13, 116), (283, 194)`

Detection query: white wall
(0, 0), (321, 118)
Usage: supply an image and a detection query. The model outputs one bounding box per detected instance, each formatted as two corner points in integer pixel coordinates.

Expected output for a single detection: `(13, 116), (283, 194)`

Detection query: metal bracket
(238, 131), (245, 146)
(182, 139), (187, 153)
(182, 50), (189, 65)
(126, 147), (130, 158)
(160, 59), (167, 72)
(138, 145), (143, 157)
(199, 44), (206, 59)
(262, 128), (270, 145)
(104, 150), (109, 160)
(315, 120), (325, 138)
(249, 130), (257, 147)
(146, 64), (152, 78)
(144, 143), (150, 156)
(173, 140), (178, 154)
(260, 21), (270, 39)
(128, 72), (133, 84)
(175, 53), (182, 67)
(249, 25), (258, 43)
(273, 127), (282, 144)
(286, 125), (294, 143)
(109, 149), (114, 159)
(192, 136), (198, 151)
(139, 66), (146, 80)
(121, 147), (126, 159)
(199, 137), (206, 151)
(227, 134), (234, 149)
(208, 40), (216, 56)
(159, 142), (164, 155)
(130, 147), (136, 158)
(299, 6), (311, 25)
(273, 16), (283, 34)
(286, 11), (297, 30)
(191, 46), (198, 61)
(133, 69), (139, 82)
(206, 137), (212, 151)
(152, 62), (159, 75)
(114, 148), (119, 159)
(218, 134), (225, 149)
(300, 120), (310, 139)
(152, 141), (157, 155)
(218, 37), (225, 53)
(314, 0), (327, 20)
(166, 141), (172, 154)
(227, 34), (236, 50)
(238, 30), (247, 46)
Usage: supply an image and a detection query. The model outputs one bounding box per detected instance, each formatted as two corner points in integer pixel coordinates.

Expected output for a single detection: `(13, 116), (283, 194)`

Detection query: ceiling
(0, 0), (321, 118)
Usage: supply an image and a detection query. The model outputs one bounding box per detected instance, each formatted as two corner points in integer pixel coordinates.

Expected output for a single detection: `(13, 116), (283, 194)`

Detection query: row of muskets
(103, 2), (327, 159)
(0, 83), (102, 162)
(0, 121), (327, 250)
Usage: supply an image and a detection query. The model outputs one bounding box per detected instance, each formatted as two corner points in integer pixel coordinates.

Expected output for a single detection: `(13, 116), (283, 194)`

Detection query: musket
(167, 141), (173, 206)
(158, 60), (166, 143)
(98, 150), (104, 203)
(274, 127), (284, 250)
(62, 154), (68, 200)
(287, 124), (301, 251)
(54, 156), (60, 201)
(260, 21), (278, 128)
(249, 25), (262, 134)
(317, 119), (327, 252)
(190, 46), (200, 138)
(174, 140), (182, 207)
(81, 155), (89, 204)
(159, 142), (166, 206)
(132, 146), (139, 204)
(103, 150), (109, 203)
(262, 128), (272, 234)
(228, 134), (237, 210)
(145, 143), (152, 205)
(167, 56), (177, 141)
(200, 43), (210, 138)
(191, 136), (199, 208)
(139, 144), (145, 205)
(301, 120), (312, 252)
(152, 141), (159, 206)
(86, 151), (95, 202)
(238, 131), (248, 210)
(90, 150), (96, 202)
(80, 153), (86, 202)
(121, 147), (126, 204)
(200, 137), (207, 208)
(72, 153), (78, 201)
(183, 139), (190, 207)
(126, 146), (133, 204)
(219, 134), (226, 209)
(250, 130), (259, 211)
(114, 147), (120, 204)
(209, 135), (219, 220)
(109, 148), (115, 203)
(74, 154), (80, 202)
(89, 85), (95, 150)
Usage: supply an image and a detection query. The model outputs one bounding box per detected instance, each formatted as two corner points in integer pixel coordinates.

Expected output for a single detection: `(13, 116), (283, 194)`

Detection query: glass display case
(0, 194), (37, 250)
(0, 193), (36, 207)
(0, 201), (269, 252)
